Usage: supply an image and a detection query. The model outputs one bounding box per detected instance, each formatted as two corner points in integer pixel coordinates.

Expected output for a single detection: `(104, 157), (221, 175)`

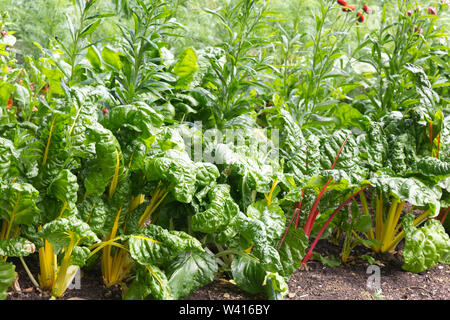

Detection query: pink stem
(301, 185), (369, 265)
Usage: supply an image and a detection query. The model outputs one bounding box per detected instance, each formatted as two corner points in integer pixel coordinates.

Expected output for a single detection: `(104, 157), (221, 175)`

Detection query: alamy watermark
(181, 121), (280, 165)
(366, 265), (381, 291)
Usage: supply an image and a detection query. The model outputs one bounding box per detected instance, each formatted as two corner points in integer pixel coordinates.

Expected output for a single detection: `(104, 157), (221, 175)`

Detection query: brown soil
(5, 239), (450, 301)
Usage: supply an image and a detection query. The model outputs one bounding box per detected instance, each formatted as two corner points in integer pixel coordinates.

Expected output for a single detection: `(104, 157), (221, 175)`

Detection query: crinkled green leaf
(402, 213), (450, 273)
(103, 103), (163, 138)
(84, 122), (125, 197)
(144, 149), (197, 203)
(0, 238), (35, 257)
(278, 227), (308, 277)
(195, 162), (220, 187)
(0, 138), (19, 179)
(39, 216), (99, 253)
(128, 224), (203, 266)
(77, 195), (107, 234)
(371, 176), (441, 216)
(191, 184), (239, 234)
(0, 182), (40, 226)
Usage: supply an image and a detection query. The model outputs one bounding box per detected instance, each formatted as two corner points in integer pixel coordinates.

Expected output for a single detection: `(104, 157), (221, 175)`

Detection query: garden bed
(6, 240), (449, 301)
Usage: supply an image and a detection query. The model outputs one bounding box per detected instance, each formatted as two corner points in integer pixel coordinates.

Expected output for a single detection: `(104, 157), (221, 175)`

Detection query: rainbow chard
(280, 128), (366, 249)
(357, 113), (450, 258)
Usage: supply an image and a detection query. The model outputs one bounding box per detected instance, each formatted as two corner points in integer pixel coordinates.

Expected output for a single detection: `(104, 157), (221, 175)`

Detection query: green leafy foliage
(402, 213), (450, 273)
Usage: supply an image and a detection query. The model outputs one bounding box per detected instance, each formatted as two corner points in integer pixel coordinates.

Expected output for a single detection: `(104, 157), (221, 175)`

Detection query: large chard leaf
(166, 250), (218, 299)
(102, 102), (163, 139)
(77, 195), (107, 234)
(128, 224), (203, 267)
(402, 213), (450, 273)
(270, 109), (320, 181)
(231, 255), (288, 300)
(84, 122), (125, 197)
(0, 181), (40, 227)
(246, 200), (285, 242)
(39, 216), (99, 254)
(278, 226), (308, 277)
(231, 255), (266, 295)
(144, 149), (198, 203)
(47, 169), (79, 218)
(0, 260), (16, 300)
(371, 176), (442, 217)
(20, 111), (72, 180)
(191, 184), (239, 234)
(195, 162), (220, 187)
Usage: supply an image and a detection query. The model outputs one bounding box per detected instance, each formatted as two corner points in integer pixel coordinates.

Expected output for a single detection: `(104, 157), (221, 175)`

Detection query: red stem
(429, 122), (433, 145)
(294, 189), (305, 228)
(331, 133), (350, 170)
(303, 132), (351, 237)
(303, 178), (333, 237)
(437, 207), (449, 224)
(279, 190), (305, 250)
(301, 185), (369, 265)
(278, 206), (299, 250)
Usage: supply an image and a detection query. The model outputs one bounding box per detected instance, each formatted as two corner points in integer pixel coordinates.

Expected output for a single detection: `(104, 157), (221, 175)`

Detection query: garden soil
(5, 239), (450, 301)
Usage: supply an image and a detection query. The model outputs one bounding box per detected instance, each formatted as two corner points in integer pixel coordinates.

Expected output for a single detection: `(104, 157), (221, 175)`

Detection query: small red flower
(337, 0), (347, 6)
(357, 12), (365, 22)
(1, 30), (6, 38)
(413, 25), (423, 34)
(407, 10), (412, 16)
(362, 5), (371, 14)
(427, 7), (437, 15)
(42, 84), (49, 94)
(342, 5), (356, 12)
(102, 108), (109, 115)
(32, 106), (38, 112)
(6, 98), (13, 109)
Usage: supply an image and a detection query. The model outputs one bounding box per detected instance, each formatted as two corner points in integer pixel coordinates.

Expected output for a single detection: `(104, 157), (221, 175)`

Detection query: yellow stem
(42, 115), (57, 166)
(108, 149), (120, 199)
(385, 210), (430, 253)
(266, 178), (278, 206)
(380, 198), (398, 251)
(58, 201), (68, 219)
(138, 187), (168, 229)
(89, 238), (127, 259)
(382, 200), (405, 252)
(102, 207), (122, 284)
(52, 232), (75, 297)
(68, 105), (82, 136)
(373, 191), (384, 251)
